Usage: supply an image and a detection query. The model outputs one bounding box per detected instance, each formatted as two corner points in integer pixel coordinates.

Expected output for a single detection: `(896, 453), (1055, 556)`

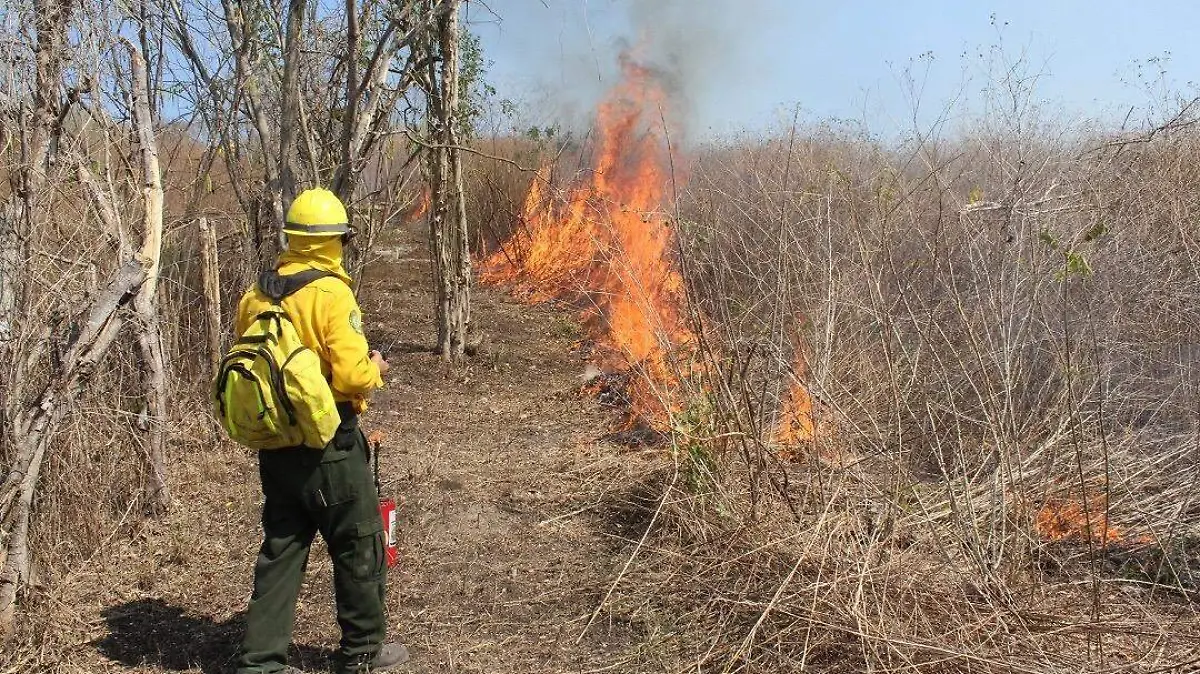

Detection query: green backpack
(213, 269), (341, 450)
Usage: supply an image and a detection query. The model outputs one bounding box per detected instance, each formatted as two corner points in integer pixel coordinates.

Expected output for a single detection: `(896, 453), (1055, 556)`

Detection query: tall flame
(482, 55), (825, 445)
(481, 57), (694, 426)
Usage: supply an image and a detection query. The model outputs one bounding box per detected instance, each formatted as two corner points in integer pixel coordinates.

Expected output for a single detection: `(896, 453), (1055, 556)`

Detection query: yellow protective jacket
(235, 237), (382, 413)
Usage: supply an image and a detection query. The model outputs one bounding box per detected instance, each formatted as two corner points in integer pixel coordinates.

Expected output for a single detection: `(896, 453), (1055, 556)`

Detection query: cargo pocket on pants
(353, 518), (386, 581)
(313, 457), (358, 508)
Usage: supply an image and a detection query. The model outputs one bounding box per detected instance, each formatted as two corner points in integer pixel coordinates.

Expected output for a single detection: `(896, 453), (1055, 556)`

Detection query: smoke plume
(516, 0), (773, 140)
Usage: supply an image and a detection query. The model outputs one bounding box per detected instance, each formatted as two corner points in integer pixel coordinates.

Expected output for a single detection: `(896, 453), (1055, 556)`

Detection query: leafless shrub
(521, 59), (1200, 671)
(0, 0), (448, 646)
(597, 97), (1200, 671)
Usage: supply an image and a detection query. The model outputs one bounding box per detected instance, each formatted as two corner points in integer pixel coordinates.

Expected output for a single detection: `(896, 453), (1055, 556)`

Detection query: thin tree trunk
(274, 0), (306, 230)
(338, 0), (361, 275)
(333, 9), (403, 281)
(26, 0), (70, 203)
(0, 0), (71, 571)
(138, 0), (155, 120)
(0, 200), (18, 386)
(425, 0), (468, 362)
(0, 38), (169, 628)
(424, 16), (451, 357)
(426, 143), (451, 357)
(440, 0), (470, 358)
(126, 41), (170, 515)
(19, 0), (70, 276)
(249, 197), (275, 272)
(338, 0), (360, 200)
(333, 21), (401, 198)
(3, 0), (72, 405)
(199, 217), (222, 374)
(218, 0), (279, 267)
(0, 421), (49, 633)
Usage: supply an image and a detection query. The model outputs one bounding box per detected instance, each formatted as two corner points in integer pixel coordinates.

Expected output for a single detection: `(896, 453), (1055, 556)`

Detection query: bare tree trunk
(332, 5), (408, 281)
(0, 201), (18, 385)
(426, 148), (452, 357)
(441, 2), (471, 357)
(424, 17), (450, 356)
(218, 0), (280, 268)
(0, 38), (168, 629)
(425, 0), (469, 361)
(126, 41), (170, 515)
(249, 197), (276, 272)
(426, 159), (454, 358)
(0, 0), (72, 564)
(200, 217), (223, 374)
(26, 0), (70, 202)
(3, 0), (72, 405)
(335, 0), (363, 277)
(331, 17), (402, 201)
(0, 418), (49, 634)
(137, 0), (155, 119)
(338, 0), (360, 200)
(274, 0), (306, 233)
(0, 202), (16, 465)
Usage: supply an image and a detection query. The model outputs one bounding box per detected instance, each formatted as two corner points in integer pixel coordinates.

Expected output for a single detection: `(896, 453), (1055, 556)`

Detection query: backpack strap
(257, 268), (335, 304)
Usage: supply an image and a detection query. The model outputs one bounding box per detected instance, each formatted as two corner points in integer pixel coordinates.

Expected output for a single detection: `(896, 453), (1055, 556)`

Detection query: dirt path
(353, 231), (648, 673)
(63, 224), (656, 674)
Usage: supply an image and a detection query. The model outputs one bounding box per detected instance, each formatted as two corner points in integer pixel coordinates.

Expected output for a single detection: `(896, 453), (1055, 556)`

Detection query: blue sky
(466, 1), (1200, 138)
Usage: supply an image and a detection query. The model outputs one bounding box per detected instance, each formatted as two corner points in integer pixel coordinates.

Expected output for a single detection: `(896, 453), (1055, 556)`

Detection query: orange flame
(775, 353), (816, 444)
(776, 386), (816, 444)
(407, 188), (431, 223)
(481, 57), (694, 427)
(1035, 495), (1152, 546)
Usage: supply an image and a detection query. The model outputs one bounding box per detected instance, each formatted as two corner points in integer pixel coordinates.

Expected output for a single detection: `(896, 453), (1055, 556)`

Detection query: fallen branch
(0, 259), (145, 634)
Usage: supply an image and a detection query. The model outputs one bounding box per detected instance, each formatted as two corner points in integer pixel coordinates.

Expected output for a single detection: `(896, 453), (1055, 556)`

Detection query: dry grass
(460, 69), (1200, 671)
(564, 106), (1200, 671)
(5, 19), (1200, 671)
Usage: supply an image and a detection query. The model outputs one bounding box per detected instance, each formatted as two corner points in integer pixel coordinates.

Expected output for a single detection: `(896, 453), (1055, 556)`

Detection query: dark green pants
(237, 419), (388, 674)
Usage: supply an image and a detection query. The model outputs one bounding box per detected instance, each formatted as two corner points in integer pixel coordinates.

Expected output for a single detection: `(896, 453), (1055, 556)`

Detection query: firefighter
(233, 188), (408, 674)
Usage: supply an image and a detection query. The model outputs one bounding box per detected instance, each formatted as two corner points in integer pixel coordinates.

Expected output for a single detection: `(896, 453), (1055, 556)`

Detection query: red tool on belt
(368, 431), (398, 568)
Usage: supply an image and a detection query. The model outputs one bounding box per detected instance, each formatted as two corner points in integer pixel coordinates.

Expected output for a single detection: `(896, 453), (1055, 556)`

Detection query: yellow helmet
(283, 188), (350, 236)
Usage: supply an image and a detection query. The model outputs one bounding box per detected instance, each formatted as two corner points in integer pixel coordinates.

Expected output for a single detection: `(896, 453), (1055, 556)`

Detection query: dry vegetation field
(461, 82), (1200, 670)
(3, 2), (1200, 671)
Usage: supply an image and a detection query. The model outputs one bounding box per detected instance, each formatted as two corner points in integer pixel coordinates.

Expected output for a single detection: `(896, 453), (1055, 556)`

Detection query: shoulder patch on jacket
(349, 309), (364, 334)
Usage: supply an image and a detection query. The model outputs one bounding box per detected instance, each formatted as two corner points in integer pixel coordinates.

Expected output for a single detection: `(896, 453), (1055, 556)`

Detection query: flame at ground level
(775, 354), (816, 445)
(1035, 496), (1152, 546)
(408, 188), (431, 223)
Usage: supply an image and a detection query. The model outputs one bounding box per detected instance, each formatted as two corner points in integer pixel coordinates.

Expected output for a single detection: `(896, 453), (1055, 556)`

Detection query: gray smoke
(623, 0), (771, 134)
(504, 0), (774, 141)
